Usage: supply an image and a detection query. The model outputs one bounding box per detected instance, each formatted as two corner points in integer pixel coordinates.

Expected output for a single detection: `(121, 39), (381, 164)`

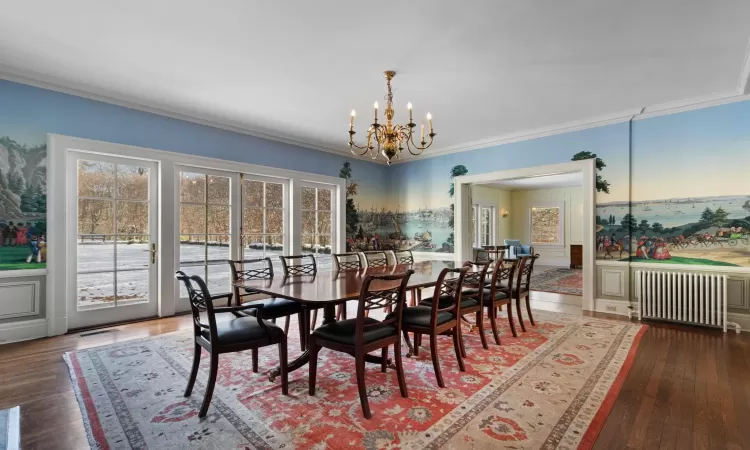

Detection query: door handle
(151, 243), (157, 264)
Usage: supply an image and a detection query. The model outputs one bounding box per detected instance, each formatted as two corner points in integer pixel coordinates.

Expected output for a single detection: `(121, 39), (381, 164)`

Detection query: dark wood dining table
(233, 260), (458, 380)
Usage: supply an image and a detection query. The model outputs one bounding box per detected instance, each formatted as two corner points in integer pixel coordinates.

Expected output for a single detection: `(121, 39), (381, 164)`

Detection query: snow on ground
(77, 243), (331, 309)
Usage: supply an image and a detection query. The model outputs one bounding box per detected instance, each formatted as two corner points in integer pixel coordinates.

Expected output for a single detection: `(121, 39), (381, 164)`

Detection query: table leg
(269, 303), (348, 382)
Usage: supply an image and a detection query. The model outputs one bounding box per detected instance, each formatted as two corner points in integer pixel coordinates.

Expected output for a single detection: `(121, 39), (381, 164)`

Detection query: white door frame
(454, 159), (596, 311)
(66, 151), (160, 329)
(47, 134), (345, 336)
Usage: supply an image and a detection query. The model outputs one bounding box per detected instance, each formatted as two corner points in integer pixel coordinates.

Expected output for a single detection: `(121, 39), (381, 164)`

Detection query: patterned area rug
(531, 268), (584, 296)
(65, 311), (644, 449)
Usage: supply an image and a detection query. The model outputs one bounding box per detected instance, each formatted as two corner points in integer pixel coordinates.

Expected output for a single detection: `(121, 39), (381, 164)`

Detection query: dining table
(233, 260), (461, 381)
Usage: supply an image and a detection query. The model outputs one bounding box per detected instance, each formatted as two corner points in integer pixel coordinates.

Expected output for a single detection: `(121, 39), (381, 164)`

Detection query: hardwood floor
(0, 312), (748, 449)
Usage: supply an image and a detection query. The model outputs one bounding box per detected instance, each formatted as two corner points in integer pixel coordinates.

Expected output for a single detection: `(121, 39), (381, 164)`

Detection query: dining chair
(280, 254), (323, 331)
(391, 249), (422, 306)
(333, 252), (362, 320)
(228, 258), (306, 349)
(513, 254), (539, 332)
(176, 272), (288, 419)
(308, 270), (414, 419)
(359, 250), (389, 268)
(481, 258), (521, 343)
(455, 260), (491, 352)
(401, 266), (469, 388)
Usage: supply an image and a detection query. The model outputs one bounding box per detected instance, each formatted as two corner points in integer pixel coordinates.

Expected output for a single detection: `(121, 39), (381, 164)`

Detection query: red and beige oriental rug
(65, 310), (645, 449)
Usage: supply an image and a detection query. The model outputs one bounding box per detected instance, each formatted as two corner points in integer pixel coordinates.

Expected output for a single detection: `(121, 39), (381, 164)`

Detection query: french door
(67, 151), (159, 329)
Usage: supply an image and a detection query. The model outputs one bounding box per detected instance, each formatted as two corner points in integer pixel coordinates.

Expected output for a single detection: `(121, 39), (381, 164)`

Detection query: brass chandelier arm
(405, 130), (436, 155)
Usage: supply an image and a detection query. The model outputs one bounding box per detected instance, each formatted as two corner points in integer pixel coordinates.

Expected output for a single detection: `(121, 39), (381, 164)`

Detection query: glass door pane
(301, 186), (334, 269)
(242, 178), (284, 271)
(75, 158), (156, 317)
(179, 171), (232, 296)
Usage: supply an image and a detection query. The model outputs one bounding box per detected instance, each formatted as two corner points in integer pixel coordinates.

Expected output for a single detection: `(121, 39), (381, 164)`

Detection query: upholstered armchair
(504, 240), (534, 259)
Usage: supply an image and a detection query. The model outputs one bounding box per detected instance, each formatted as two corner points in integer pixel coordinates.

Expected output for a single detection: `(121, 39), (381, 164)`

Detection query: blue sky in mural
(632, 100), (750, 202)
(0, 80), (388, 210)
(389, 121), (630, 211)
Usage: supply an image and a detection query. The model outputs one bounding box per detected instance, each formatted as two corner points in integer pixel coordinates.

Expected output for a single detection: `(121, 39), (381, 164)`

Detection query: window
(242, 177), (285, 262)
(178, 171), (231, 294)
(301, 185), (334, 265)
(472, 204), (494, 247)
(530, 202), (564, 246)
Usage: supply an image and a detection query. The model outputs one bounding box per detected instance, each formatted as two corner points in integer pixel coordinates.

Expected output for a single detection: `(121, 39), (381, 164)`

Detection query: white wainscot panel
(0, 281), (40, 319)
(601, 269), (625, 297)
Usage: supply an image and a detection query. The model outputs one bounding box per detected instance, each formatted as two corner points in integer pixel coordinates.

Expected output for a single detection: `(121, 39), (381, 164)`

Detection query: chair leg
(489, 305), (502, 345)
(184, 343), (201, 397)
(402, 329), (414, 356)
(355, 352), (372, 419)
(284, 315), (290, 335)
(507, 301), (518, 338)
(311, 309), (318, 330)
(308, 336), (320, 396)
(452, 328), (466, 372)
(516, 297), (527, 332)
(414, 333), (422, 357)
(525, 295), (535, 326)
(297, 311), (307, 352)
(278, 338), (289, 395)
(199, 352), (219, 418)
(429, 333), (445, 388)
(381, 346), (388, 373)
(394, 338), (408, 398)
(457, 321), (467, 358)
(476, 310), (488, 349)
(251, 348), (259, 373)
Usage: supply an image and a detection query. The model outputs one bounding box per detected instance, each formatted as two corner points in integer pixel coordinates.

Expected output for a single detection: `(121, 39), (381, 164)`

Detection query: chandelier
(348, 71), (436, 165)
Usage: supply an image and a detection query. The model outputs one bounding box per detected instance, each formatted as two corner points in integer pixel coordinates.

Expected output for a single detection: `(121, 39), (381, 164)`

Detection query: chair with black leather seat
(308, 270), (414, 419)
(280, 254), (323, 330)
(176, 271), (288, 419)
(401, 267), (469, 388)
(229, 258), (306, 350)
(513, 254), (538, 332)
(359, 250), (389, 268)
(333, 253), (362, 320)
(481, 258), (521, 342)
(455, 260), (491, 352)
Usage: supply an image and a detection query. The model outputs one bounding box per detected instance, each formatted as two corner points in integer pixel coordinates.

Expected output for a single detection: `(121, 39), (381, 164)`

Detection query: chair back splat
(392, 250), (415, 265)
(355, 271), (414, 343)
(359, 251), (389, 268)
(280, 254), (318, 276)
(176, 271), (216, 339)
(228, 258), (274, 303)
(333, 252), (362, 271)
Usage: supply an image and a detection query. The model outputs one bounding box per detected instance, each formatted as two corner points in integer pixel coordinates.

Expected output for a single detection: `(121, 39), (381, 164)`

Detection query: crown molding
(0, 66), (372, 163)
(3, 65), (749, 168)
(739, 38), (750, 95)
(391, 89), (750, 164)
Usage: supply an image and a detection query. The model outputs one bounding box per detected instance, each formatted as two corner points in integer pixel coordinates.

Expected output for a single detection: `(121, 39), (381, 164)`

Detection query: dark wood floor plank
(652, 328), (687, 450)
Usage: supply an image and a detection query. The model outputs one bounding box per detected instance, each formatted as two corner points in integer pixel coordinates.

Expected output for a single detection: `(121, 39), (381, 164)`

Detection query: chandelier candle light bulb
(348, 71), (436, 165)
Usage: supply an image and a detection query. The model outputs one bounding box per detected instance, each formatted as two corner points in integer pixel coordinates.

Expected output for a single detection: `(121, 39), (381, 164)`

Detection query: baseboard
(727, 313), (750, 333)
(535, 257), (571, 267)
(0, 318), (48, 344)
(593, 298), (635, 318)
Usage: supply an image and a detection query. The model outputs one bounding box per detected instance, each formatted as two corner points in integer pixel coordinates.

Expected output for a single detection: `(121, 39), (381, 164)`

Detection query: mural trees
(446, 165), (468, 248)
(339, 162), (359, 234)
(572, 151), (610, 193)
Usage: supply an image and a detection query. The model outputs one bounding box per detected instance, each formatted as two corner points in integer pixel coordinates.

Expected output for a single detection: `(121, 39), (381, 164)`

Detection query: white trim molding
(0, 319), (48, 344)
(628, 261), (750, 275)
(0, 269), (47, 279)
(454, 159), (596, 312)
(0, 280), (40, 319)
(738, 38), (750, 95)
(594, 298), (636, 318)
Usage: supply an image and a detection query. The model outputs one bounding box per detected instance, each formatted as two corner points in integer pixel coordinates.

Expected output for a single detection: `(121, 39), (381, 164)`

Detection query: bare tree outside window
(301, 186), (333, 261)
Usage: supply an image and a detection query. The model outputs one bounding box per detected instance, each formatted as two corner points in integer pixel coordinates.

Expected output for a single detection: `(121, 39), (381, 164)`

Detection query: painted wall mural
(0, 133), (48, 270)
(384, 100), (750, 267)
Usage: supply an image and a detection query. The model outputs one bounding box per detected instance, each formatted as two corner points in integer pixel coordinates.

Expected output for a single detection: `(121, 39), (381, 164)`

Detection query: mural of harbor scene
(596, 195), (750, 266)
(0, 135), (48, 270)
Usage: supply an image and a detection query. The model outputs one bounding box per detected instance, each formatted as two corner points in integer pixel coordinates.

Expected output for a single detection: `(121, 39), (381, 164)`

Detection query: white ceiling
(480, 172), (583, 191)
(1, 1), (749, 162)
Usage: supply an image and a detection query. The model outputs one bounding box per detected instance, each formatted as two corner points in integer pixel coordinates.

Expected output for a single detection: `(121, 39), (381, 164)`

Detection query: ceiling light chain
(348, 71), (436, 165)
